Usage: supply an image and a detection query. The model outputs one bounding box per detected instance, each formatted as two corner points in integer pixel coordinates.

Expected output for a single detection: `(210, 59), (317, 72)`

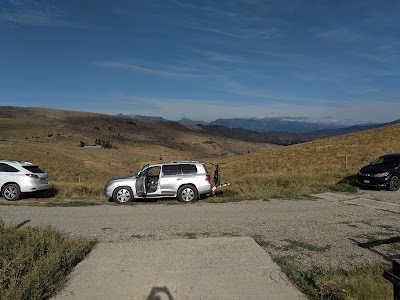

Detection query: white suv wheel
(3, 184), (21, 201)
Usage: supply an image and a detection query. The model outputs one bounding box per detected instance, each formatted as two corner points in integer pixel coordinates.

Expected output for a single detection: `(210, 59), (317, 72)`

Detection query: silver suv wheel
(113, 187), (133, 204)
(178, 185), (198, 202)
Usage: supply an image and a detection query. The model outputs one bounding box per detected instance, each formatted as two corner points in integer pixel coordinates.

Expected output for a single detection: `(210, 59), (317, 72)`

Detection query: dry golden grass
(0, 221), (96, 299)
(217, 124), (400, 199)
(0, 107), (267, 156)
(0, 137), (215, 200)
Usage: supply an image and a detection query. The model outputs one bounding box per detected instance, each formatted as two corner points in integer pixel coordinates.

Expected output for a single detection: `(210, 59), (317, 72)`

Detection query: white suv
(0, 160), (50, 201)
(104, 161), (212, 204)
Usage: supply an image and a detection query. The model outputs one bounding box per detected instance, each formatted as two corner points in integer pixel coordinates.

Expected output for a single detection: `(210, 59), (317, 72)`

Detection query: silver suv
(0, 160), (50, 201)
(104, 161), (212, 204)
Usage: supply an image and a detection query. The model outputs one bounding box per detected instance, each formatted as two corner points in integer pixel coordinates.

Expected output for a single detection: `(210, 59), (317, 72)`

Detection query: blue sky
(1, 0), (399, 124)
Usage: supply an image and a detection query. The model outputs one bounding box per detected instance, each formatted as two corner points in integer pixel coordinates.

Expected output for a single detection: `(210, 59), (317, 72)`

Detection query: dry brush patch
(0, 220), (96, 300)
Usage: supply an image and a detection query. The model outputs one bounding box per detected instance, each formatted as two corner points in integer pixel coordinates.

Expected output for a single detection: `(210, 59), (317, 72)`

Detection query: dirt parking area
(0, 189), (399, 269)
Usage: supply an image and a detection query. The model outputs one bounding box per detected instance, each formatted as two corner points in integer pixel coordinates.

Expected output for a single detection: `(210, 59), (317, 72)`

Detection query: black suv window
(0, 163), (19, 172)
(22, 166), (45, 173)
(181, 164), (197, 174)
(162, 165), (179, 176)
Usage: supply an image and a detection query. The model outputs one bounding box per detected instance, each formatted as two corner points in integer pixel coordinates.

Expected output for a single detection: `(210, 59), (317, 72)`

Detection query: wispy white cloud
(313, 27), (365, 43)
(348, 86), (381, 95)
(0, 9), (49, 25)
(94, 60), (213, 78)
(0, 0), (107, 30)
(0, 0), (53, 25)
(362, 43), (400, 63)
(181, 19), (279, 40)
(193, 49), (246, 64)
(218, 78), (337, 105)
(170, 0), (279, 40)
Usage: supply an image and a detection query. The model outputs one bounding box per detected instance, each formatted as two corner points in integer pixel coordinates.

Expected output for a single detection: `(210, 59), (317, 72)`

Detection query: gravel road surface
(1, 190), (399, 268)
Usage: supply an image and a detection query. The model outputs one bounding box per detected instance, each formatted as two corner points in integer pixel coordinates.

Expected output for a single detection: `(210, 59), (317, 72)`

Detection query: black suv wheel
(388, 175), (400, 191)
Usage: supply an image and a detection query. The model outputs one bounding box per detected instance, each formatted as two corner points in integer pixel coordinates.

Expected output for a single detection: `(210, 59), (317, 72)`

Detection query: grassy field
(218, 124), (400, 199)
(1, 120), (399, 202)
(0, 220), (96, 300)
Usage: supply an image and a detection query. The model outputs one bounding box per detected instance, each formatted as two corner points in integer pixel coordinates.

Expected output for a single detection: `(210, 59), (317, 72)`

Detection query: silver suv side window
(181, 164), (197, 174)
(162, 165), (178, 176)
(0, 163), (19, 172)
(162, 164), (198, 176)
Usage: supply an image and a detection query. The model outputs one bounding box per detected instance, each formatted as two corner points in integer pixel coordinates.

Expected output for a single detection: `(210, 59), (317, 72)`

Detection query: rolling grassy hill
(0, 106), (272, 199)
(1, 106), (399, 201)
(0, 106), (270, 155)
(218, 124), (400, 199)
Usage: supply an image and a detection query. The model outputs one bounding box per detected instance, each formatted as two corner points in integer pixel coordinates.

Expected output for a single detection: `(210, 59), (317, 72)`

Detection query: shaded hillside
(208, 117), (349, 133)
(198, 124), (318, 145)
(201, 119), (400, 145)
(310, 119), (400, 136)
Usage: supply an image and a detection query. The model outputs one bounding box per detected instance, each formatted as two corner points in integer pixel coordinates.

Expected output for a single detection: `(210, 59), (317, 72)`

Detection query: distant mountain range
(117, 114), (395, 134)
(116, 114), (209, 125)
(116, 114), (168, 122)
(207, 118), (353, 133)
(1, 107), (398, 151)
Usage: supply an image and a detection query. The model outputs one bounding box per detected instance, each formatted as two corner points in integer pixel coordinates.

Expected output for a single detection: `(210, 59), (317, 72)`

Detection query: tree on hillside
(95, 138), (114, 149)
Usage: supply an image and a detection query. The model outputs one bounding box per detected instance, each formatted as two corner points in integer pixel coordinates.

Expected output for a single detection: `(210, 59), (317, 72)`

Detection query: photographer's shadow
(146, 286), (174, 300)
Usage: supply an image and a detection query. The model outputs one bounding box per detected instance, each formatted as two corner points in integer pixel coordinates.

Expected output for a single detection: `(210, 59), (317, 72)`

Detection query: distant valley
(117, 113), (355, 132)
(117, 113), (400, 144)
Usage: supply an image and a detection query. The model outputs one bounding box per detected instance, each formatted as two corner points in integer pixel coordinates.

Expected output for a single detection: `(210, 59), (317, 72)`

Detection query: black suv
(357, 153), (400, 191)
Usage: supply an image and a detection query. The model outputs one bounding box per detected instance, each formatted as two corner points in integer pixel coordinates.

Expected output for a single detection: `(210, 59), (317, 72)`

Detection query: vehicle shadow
(107, 197), (178, 204)
(350, 236), (400, 261)
(336, 175), (357, 186)
(335, 175), (385, 191)
(330, 175), (359, 192)
(19, 186), (59, 200)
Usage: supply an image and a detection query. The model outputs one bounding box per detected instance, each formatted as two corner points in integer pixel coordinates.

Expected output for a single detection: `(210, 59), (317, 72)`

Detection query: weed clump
(275, 257), (392, 300)
(0, 221), (96, 300)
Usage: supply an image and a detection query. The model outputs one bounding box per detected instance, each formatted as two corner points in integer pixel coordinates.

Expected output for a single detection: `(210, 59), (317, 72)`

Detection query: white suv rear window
(22, 166), (45, 173)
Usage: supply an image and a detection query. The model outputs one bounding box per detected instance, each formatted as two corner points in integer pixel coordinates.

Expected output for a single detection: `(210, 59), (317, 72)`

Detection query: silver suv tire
(178, 185), (198, 202)
(113, 186), (133, 204)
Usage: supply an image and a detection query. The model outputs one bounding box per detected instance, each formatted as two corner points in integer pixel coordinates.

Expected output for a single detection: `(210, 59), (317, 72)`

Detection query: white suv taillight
(26, 174), (39, 179)
(205, 174), (210, 181)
